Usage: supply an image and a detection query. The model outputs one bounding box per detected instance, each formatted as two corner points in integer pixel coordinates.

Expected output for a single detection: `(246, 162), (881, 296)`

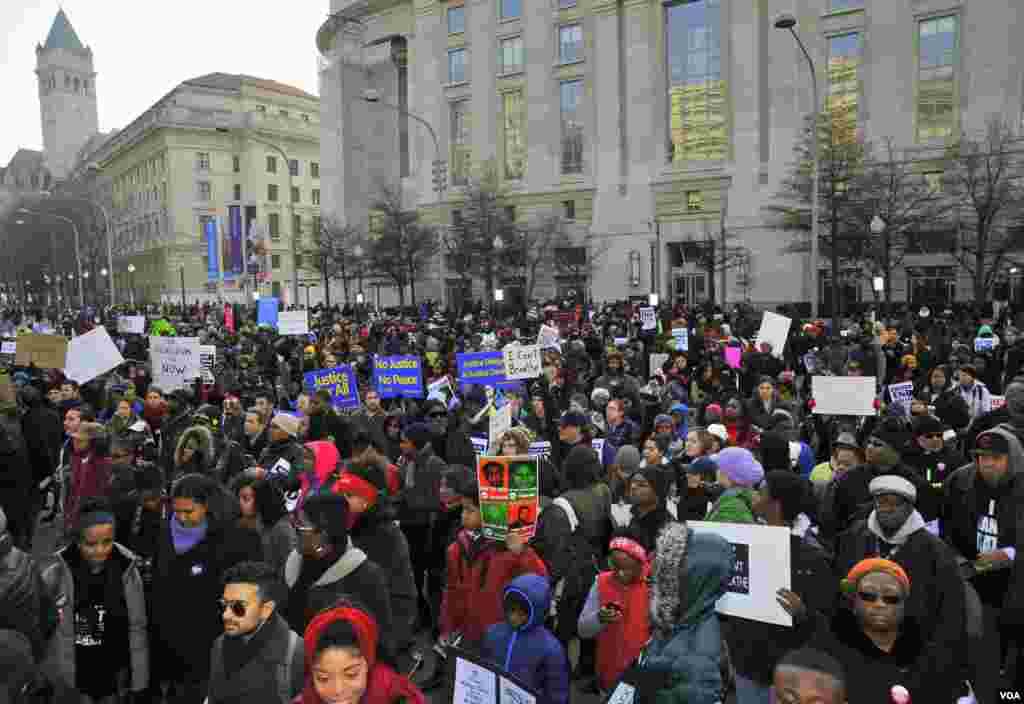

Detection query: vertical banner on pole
(205, 218), (219, 284)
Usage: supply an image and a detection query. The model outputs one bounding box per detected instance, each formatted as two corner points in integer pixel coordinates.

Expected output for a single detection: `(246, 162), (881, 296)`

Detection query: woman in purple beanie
(705, 447), (764, 524)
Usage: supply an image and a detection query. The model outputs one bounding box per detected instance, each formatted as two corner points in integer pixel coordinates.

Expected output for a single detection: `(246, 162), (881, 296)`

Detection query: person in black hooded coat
(620, 464), (676, 554)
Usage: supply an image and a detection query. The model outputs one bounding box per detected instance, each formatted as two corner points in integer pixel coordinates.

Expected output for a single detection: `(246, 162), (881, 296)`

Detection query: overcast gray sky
(1, 1), (327, 166)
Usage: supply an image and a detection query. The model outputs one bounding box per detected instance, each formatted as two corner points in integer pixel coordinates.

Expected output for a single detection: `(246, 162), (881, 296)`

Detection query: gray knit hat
(615, 445), (642, 475)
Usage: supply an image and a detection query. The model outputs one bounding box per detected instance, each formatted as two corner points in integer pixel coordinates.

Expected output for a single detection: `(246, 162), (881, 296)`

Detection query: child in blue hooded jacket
(481, 573), (570, 704)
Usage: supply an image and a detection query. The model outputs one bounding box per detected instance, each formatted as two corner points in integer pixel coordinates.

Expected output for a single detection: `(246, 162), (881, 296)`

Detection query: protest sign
(304, 366), (360, 409)
(613, 337), (627, 347)
(257, 297), (279, 327)
(457, 352), (518, 389)
(887, 381), (915, 416)
(640, 307), (656, 331)
(755, 312), (792, 358)
(15, 334), (68, 368)
(0, 340), (15, 356)
(64, 327), (125, 384)
(150, 337), (201, 391)
(503, 345), (541, 380)
(650, 353), (669, 375)
(672, 327), (689, 352)
(537, 324), (561, 350)
(992, 395), (1007, 411)
(724, 345), (742, 370)
(477, 455), (540, 541)
(688, 522), (792, 626)
(488, 403), (512, 452)
(428, 375), (455, 407)
(373, 356), (423, 398)
(812, 376), (878, 416)
(974, 337), (995, 353)
(449, 647), (538, 704)
(199, 345), (216, 384)
(117, 316), (146, 335)
(277, 310), (308, 335)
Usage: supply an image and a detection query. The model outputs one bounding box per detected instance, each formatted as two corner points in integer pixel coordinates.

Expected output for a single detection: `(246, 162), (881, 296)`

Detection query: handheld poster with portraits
(477, 455), (539, 541)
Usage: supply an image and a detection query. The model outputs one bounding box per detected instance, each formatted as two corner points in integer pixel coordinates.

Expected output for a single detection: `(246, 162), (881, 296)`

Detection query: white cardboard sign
(887, 381), (915, 416)
(755, 312), (792, 359)
(117, 316), (146, 335)
(503, 344), (541, 380)
(150, 336), (201, 391)
(812, 376), (878, 416)
(199, 345), (216, 384)
(537, 325), (561, 350)
(688, 521), (793, 627)
(640, 307), (656, 331)
(277, 310), (309, 335)
(64, 326), (125, 384)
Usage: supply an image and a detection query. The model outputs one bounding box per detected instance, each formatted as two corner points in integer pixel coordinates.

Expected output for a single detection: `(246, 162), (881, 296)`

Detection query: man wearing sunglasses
(207, 561), (304, 704)
(904, 415), (965, 521)
(833, 474), (966, 698)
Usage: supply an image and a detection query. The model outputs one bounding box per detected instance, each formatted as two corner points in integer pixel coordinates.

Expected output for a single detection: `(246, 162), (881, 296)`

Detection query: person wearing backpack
(207, 561), (304, 704)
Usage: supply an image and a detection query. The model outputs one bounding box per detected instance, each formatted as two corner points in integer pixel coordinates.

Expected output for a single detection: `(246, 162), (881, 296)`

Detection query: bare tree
(553, 234), (609, 306)
(941, 119), (1024, 302)
(496, 213), (561, 314)
(301, 215), (364, 307)
(449, 162), (517, 303)
(367, 185), (441, 307)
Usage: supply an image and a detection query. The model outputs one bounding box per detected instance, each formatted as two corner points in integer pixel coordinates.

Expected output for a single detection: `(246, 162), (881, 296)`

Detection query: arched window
(74, 77), (80, 93)
(64, 74), (71, 89)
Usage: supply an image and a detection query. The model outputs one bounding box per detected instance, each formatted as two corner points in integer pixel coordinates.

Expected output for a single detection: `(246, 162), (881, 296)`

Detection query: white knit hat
(868, 475), (917, 503)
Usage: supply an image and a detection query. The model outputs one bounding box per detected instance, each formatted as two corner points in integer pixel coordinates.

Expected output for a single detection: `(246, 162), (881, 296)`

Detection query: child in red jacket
(439, 475), (547, 652)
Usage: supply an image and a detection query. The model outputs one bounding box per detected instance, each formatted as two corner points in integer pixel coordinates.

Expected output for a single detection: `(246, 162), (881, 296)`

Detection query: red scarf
(595, 569), (650, 691)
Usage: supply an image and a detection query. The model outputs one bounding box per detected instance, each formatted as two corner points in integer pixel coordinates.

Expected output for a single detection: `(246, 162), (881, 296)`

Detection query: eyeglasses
(857, 591), (903, 605)
(218, 598), (249, 617)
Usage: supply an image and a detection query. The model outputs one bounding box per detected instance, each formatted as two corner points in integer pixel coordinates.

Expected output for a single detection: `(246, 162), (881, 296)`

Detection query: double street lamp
(127, 264), (137, 307)
(16, 208), (85, 307)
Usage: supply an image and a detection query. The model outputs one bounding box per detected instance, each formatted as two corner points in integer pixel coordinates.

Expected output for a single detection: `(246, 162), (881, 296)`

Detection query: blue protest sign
(258, 298), (279, 327)
(373, 355), (423, 398)
(457, 352), (519, 389)
(304, 365), (360, 409)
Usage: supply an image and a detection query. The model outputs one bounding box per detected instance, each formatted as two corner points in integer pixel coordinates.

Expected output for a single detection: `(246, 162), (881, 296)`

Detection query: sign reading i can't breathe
(304, 365), (360, 409)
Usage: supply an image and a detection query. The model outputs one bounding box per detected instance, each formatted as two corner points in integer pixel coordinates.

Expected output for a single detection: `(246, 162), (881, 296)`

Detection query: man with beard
(943, 427), (1024, 695)
(593, 352), (640, 410)
(221, 395), (245, 444)
(833, 474), (967, 698)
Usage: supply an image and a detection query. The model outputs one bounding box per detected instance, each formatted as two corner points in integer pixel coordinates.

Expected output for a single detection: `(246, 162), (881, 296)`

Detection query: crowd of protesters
(0, 296), (1022, 704)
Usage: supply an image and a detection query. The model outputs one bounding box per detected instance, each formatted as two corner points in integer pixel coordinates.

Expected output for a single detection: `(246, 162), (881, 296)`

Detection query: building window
(233, 184), (241, 201)
(293, 214), (302, 235)
(917, 15), (959, 142)
(560, 80), (584, 174)
(829, 0), (863, 10)
(505, 206), (517, 222)
(558, 24), (583, 64)
(448, 48), (467, 83)
(924, 172), (943, 193)
(291, 186), (300, 203)
(686, 190), (704, 211)
(289, 159), (299, 176)
(452, 209), (464, 227)
(448, 5), (465, 34)
(450, 101), (471, 186)
(503, 91), (525, 180)
(312, 189), (321, 205)
(65, 74), (71, 89)
(197, 181), (212, 201)
(563, 200), (576, 219)
(196, 152), (210, 170)
(232, 155), (240, 173)
(312, 215), (322, 235)
(498, 36), (524, 74)
(500, 0), (521, 19)
(559, 0), (577, 8)
(256, 105), (266, 113)
(667, 0), (726, 163)
(83, 79), (89, 94)
(302, 114), (310, 122)
(269, 214), (280, 239)
(311, 162), (320, 178)
(271, 254), (282, 269)
(266, 156), (277, 173)
(907, 265), (956, 304)
(828, 32), (862, 144)
(268, 184), (279, 201)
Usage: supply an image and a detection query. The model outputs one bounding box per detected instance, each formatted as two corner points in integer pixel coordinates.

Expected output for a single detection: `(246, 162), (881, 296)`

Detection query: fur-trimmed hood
(649, 523), (732, 641)
(175, 425), (215, 468)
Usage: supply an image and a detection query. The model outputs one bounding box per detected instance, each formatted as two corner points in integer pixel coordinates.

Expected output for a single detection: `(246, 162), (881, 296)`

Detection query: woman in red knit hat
(298, 600), (425, 704)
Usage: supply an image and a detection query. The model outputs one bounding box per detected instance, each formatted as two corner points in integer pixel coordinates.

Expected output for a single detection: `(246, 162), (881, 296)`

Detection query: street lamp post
(18, 208), (84, 307)
(362, 89), (447, 195)
(48, 186), (115, 306)
(127, 264), (136, 308)
(871, 215), (887, 323)
(775, 13), (821, 321)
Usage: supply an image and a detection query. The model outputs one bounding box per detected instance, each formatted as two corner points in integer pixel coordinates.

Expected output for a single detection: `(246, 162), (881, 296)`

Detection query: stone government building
(316, 0), (1024, 310)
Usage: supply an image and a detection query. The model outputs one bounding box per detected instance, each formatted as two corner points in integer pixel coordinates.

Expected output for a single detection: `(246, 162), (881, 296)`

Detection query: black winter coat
(206, 612), (304, 704)
(21, 404), (61, 484)
(397, 445), (445, 526)
(0, 542), (48, 658)
(819, 462), (932, 541)
(150, 519), (264, 681)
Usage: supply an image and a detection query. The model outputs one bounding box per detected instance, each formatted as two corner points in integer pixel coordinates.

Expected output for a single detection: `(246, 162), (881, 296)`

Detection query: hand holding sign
(503, 345), (541, 380)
